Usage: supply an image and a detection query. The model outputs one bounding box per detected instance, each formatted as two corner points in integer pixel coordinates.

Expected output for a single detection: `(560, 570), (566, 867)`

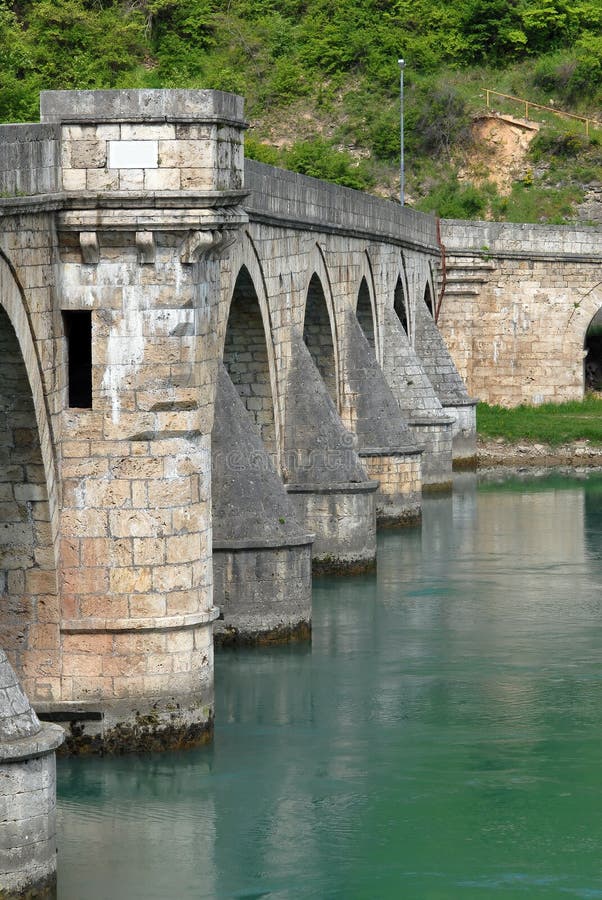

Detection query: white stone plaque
(108, 140), (158, 169)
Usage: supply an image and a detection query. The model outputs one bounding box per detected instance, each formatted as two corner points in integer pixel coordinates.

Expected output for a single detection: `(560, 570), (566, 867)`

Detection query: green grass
(477, 398), (602, 446)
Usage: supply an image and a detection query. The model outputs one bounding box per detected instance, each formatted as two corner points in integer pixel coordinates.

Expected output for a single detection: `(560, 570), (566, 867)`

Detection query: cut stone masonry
(0, 88), (478, 756)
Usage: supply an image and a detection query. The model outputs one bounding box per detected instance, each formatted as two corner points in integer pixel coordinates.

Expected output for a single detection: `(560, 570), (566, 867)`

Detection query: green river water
(57, 472), (602, 899)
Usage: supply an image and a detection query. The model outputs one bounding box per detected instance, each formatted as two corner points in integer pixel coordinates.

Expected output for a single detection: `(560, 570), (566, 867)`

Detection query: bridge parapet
(245, 159), (439, 250)
(0, 123), (60, 198)
(42, 89), (245, 195)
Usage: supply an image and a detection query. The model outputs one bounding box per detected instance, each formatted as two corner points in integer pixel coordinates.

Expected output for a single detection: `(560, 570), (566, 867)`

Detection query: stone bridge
(0, 88), (599, 754)
(438, 220), (602, 405)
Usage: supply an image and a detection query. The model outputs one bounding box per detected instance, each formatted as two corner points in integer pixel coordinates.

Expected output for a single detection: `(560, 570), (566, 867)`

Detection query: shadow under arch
(391, 252), (412, 340)
(394, 275), (409, 337)
(0, 253), (60, 681)
(356, 277), (376, 352)
(221, 256), (279, 460)
(301, 245), (340, 408)
(354, 252), (379, 358)
(584, 306), (602, 392)
(424, 281), (435, 317)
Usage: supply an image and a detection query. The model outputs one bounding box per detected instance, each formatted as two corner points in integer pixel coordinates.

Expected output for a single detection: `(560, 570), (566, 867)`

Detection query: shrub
(530, 131), (589, 161)
(532, 51), (577, 96)
(491, 181), (582, 223)
(407, 83), (473, 160)
(416, 178), (489, 219)
(567, 33), (602, 100)
(245, 136), (282, 166)
(284, 139), (373, 190)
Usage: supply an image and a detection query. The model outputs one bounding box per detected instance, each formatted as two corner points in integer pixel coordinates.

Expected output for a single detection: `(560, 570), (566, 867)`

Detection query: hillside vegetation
(1, 0), (601, 221)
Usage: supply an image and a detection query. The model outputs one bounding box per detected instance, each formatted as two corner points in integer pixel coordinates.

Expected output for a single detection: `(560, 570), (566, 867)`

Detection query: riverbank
(477, 436), (602, 468)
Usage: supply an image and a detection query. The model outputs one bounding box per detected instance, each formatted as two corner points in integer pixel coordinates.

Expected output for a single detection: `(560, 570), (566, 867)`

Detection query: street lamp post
(398, 57), (405, 207)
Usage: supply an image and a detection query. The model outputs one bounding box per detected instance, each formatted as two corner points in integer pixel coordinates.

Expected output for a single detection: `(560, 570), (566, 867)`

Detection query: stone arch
(584, 305), (602, 392)
(356, 278), (376, 353)
(354, 253), (379, 359)
(424, 281), (435, 317)
(428, 261), (440, 321)
(562, 285), (602, 399)
(393, 257), (411, 340)
(0, 254), (59, 683)
(302, 246), (339, 407)
(221, 247), (279, 459)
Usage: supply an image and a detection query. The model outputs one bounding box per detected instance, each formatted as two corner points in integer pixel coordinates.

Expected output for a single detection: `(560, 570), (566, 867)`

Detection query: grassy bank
(477, 397), (602, 446)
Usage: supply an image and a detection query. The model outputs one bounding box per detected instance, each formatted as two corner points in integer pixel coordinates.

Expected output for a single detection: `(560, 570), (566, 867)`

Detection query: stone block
(144, 168), (181, 190)
(129, 593), (167, 618)
(119, 169), (144, 190)
(120, 124), (176, 141)
(109, 566), (152, 594)
(152, 563), (194, 592)
(181, 168), (214, 190)
(69, 140), (107, 169)
(62, 168), (86, 191)
(86, 168), (119, 190)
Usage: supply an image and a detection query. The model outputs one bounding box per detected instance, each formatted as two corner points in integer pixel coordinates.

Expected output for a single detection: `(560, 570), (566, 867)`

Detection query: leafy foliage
(0, 0), (600, 217)
(285, 139), (373, 190)
(415, 178), (490, 219)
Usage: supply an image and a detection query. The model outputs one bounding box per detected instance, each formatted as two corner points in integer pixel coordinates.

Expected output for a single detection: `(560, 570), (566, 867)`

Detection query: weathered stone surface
(438, 220), (602, 407)
(40, 89), (245, 124)
(0, 649), (63, 899)
(0, 88), (488, 760)
(212, 364), (312, 643)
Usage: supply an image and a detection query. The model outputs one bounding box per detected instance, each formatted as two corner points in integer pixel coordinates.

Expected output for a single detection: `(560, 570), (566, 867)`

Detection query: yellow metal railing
(485, 89), (602, 138)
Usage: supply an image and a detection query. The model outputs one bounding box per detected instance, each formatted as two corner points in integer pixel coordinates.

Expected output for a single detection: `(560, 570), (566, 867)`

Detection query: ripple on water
(58, 474), (602, 900)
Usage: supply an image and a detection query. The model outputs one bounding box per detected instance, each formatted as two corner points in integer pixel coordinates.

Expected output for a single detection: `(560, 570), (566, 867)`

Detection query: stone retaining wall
(439, 220), (602, 406)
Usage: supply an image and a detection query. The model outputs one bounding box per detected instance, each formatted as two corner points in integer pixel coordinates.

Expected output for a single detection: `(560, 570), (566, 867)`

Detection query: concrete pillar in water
(413, 296), (477, 468)
(340, 312), (423, 526)
(283, 337), (377, 574)
(212, 364), (313, 644)
(0, 650), (64, 899)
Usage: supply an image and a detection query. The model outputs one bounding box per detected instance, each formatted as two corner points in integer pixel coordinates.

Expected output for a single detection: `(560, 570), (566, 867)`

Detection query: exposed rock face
(460, 114), (540, 195)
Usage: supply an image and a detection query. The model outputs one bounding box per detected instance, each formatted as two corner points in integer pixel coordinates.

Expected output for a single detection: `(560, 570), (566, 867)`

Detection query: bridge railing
(484, 89), (602, 138)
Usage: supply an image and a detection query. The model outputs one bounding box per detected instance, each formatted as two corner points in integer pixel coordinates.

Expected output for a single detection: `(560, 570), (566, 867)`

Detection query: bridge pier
(0, 651), (63, 899)
(283, 336), (377, 574)
(341, 312), (422, 526)
(356, 251), (455, 492)
(212, 365), (312, 644)
(413, 290), (477, 468)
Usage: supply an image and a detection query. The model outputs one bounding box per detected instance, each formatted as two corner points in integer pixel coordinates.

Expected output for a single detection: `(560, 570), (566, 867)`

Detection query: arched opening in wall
(584, 307), (602, 393)
(394, 277), (408, 334)
(424, 283), (434, 317)
(356, 277), (376, 352)
(0, 307), (55, 675)
(303, 273), (337, 405)
(223, 266), (276, 457)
